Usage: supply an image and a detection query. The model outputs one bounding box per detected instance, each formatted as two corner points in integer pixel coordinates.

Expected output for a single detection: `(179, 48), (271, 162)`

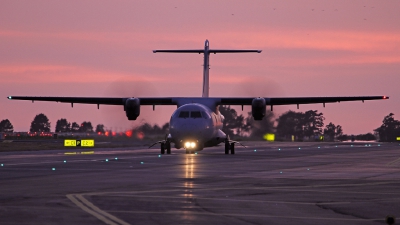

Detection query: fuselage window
(179, 111), (189, 118)
(191, 111), (202, 118)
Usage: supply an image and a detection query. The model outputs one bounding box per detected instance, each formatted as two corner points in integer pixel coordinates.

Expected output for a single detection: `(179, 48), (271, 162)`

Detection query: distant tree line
(0, 119), (14, 133)
(2, 111), (399, 142)
(374, 113), (400, 142)
(219, 106), (343, 141)
(27, 113), (103, 133)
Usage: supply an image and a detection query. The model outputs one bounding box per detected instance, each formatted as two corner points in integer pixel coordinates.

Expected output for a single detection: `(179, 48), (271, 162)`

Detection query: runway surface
(0, 142), (399, 225)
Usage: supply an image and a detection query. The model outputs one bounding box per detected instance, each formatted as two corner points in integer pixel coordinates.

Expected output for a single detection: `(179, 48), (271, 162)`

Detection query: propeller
(100, 77), (160, 132)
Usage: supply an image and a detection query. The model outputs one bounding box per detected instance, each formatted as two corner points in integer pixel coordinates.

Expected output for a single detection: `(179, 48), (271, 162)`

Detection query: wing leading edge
(7, 96), (388, 107)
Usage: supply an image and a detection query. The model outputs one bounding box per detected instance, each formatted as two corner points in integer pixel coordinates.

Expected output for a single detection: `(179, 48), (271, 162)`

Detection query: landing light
(184, 141), (196, 149)
(7, 96), (11, 99)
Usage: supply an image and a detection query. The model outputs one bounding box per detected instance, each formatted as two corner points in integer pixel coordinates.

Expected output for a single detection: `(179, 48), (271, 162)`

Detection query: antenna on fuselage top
(153, 40), (262, 98)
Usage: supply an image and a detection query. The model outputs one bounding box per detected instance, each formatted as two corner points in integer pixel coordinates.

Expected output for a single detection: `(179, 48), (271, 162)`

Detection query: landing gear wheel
(161, 143), (165, 154)
(225, 140), (230, 154)
(230, 143), (235, 154)
(166, 141), (171, 154)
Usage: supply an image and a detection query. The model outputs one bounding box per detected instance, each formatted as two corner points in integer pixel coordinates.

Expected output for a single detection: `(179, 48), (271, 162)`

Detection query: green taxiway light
(52, 168), (55, 171)
(298, 147), (301, 150)
(141, 162), (144, 164)
(254, 149), (257, 152)
(278, 148), (281, 151)
(378, 144), (381, 146)
(195, 152), (198, 155)
(105, 159), (108, 162)
(63, 160), (66, 163)
(115, 157), (118, 160)
(280, 171), (282, 174)
(1, 164), (3, 166)
(158, 155), (161, 157)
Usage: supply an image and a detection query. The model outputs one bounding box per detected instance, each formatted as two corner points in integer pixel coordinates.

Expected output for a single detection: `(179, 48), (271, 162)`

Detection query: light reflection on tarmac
(0, 142), (399, 225)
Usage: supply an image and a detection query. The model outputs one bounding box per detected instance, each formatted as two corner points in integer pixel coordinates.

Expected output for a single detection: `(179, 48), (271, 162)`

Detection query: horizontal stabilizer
(209, 49), (261, 53)
(153, 49), (204, 53)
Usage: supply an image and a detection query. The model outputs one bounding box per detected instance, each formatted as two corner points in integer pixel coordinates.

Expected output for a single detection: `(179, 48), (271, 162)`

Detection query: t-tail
(153, 40), (261, 97)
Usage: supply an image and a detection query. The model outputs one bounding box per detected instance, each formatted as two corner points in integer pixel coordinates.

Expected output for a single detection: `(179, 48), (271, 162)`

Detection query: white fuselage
(169, 103), (226, 150)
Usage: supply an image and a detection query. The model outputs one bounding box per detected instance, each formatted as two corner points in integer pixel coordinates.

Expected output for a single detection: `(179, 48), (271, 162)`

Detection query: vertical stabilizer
(202, 40), (210, 97)
(153, 40), (261, 97)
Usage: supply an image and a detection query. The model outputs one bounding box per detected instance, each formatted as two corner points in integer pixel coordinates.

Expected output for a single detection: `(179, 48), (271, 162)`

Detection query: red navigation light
(105, 131), (109, 136)
(125, 130), (133, 138)
(137, 132), (144, 140)
(112, 131), (116, 136)
(383, 96), (387, 99)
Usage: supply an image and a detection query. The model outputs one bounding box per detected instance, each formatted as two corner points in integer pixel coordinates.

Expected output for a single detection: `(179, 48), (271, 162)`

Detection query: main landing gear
(161, 141), (171, 154)
(225, 139), (235, 155)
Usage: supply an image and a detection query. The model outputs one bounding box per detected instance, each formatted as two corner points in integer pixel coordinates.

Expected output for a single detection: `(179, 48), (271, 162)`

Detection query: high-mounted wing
(7, 96), (175, 106)
(219, 96), (389, 106)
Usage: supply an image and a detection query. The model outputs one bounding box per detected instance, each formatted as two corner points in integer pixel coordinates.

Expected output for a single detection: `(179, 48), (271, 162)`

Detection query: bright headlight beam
(185, 142), (191, 148)
(190, 142), (196, 148)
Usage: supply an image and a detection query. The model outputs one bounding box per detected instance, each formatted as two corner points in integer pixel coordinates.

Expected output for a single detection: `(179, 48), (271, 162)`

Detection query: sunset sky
(1, 0), (399, 134)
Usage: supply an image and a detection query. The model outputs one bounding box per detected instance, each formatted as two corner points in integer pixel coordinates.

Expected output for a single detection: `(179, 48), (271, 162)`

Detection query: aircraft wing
(7, 96), (176, 106)
(8, 96), (388, 107)
(220, 96), (389, 106)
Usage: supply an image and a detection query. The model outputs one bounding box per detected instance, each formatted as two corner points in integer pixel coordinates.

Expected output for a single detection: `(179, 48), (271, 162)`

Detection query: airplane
(8, 40), (388, 154)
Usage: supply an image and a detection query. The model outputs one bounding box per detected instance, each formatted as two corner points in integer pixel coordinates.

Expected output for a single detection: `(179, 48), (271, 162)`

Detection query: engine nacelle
(124, 98), (140, 120)
(252, 97), (266, 120)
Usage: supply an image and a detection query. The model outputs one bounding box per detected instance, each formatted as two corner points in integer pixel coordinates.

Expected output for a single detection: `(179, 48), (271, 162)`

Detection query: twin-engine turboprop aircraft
(8, 40), (388, 154)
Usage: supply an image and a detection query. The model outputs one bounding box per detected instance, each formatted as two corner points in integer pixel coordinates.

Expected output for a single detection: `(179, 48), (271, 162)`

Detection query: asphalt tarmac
(0, 142), (399, 225)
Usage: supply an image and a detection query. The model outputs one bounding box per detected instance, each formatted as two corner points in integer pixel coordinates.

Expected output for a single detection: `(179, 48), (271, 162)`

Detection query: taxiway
(0, 142), (399, 224)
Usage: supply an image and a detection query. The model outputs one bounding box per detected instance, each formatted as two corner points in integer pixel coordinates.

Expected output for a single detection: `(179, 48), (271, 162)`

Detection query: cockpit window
(179, 111), (189, 118)
(201, 111), (210, 119)
(190, 111), (202, 118)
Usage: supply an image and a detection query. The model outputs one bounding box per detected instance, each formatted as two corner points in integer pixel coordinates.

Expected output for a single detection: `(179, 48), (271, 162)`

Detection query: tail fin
(153, 40), (261, 97)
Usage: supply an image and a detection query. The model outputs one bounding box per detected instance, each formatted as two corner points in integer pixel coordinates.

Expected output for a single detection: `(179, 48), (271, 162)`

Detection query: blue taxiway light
(351, 145), (353, 147)
(280, 171), (282, 174)
(318, 146), (320, 148)
(335, 146), (337, 147)
(298, 147), (301, 150)
(307, 168), (310, 170)
(278, 148), (281, 151)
